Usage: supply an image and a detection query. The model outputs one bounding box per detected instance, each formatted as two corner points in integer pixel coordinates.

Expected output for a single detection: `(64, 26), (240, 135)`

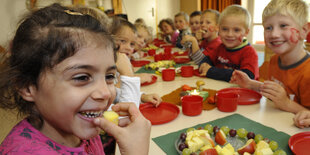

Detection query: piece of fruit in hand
(103, 111), (119, 125)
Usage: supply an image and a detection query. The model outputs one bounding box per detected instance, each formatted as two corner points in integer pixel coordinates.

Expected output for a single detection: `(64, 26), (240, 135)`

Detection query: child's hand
(116, 53), (134, 76)
(94, 102), (151, 155)
(230, 70), (251, 88)
(135, 73), (153, 83)
(141, 93), (162, 107)
(260, 81), (291, 111)
(195, 30), (203, 41)
(181, 35), (195, 45)
(293, 110), (310, 128)
(199, 63), (211, 76)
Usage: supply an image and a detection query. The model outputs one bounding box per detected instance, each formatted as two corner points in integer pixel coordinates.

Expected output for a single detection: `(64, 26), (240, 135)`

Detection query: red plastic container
(181, 95), (203, 116)
(154, 54), (163, 62)
(216, 92), (239, 112)
(181, 66), (194, 77)
(148, 49), (156, 56)
(162, 69), (175, 81)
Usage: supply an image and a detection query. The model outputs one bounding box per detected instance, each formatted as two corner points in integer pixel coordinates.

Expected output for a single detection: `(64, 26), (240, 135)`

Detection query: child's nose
(91, 80), (112, 100)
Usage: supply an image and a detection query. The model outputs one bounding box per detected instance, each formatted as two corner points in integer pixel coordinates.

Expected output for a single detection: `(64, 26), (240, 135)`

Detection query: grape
(186, 128), (195, 133)
(213, 126), (219, 135)
(247, 132), (255, 139)
(180, 133), (187, 141)
(269, 140), (278, 151)
(236, 128), (248, 138)
(178, 143), (188, 151)
(220, 126), (230, 135)
(229, 129), (237, 137)
(254, 134), (264, 143)
(204, 124), (213, 134)
(273, 150), (287, 155)
(182, 148), (191, 155)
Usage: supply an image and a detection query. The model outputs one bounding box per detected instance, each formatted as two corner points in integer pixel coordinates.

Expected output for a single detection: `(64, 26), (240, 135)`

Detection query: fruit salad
(176, 124), (287, 155)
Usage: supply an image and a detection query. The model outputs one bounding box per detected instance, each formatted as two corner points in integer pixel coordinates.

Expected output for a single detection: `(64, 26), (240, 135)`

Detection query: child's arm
(135, 73), (153, 83)
(94, 102), (151, 155)
(230, 70), (262, 91)
(116, 53), (134, 77)
(118, 76), (141, 108)
(181, 35), (200, 53)
(141, 93), (162, 107)
(293, 110), (310, 128)
(260, 81), (309, 114)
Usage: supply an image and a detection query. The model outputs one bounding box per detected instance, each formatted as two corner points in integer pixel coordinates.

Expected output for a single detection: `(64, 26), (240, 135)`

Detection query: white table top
(134, 72), (308, 155)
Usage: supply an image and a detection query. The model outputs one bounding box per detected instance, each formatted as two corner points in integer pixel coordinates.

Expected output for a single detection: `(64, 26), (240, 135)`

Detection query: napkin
(152, 113), (292, 155)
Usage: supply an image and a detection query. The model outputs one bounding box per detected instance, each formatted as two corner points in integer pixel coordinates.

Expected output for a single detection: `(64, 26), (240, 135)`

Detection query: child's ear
(301, 22), (310, 39)
(19, 85), (37, 102)
(245, 28), (250, 36)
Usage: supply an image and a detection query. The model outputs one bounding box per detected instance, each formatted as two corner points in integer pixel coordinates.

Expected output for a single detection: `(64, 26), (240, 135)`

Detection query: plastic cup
(216, 92), (239, 112)
(181, 95), (203, 116)
(162, 69), (175, 81)
(148, 49), (156, 56)
(181, 66), (194, 77)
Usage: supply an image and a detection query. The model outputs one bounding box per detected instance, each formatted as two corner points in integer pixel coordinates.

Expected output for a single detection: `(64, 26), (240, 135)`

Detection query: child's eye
(130, 42), (135, 48)
(72, 74), (91, 82)
(264, 26), (272, 31)
(106, 73), (116, 84)
(280, 24), (287, 28)
(120, 39), (127, 44)
(234, 28), (240, 32)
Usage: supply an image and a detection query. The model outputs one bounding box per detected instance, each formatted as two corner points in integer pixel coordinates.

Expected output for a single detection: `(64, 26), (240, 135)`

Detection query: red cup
(181, 95), (203, 116)
(148, 49), (156, 56)
(154, 54), (163, 62)
(216, 93), (239, 112)
(181, 66), (194, 77)
(162, 69), (175, 81)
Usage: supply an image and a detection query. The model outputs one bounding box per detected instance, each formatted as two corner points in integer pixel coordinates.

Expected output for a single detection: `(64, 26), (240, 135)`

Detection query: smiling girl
(0, 3), (151, 154)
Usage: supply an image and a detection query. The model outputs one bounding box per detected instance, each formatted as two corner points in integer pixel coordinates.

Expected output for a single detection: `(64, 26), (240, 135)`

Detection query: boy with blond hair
(230, 0), (310, 113)
(174, 12), (191, 48)
(199, 5), (259, 82)
(182, 9), (222, 64)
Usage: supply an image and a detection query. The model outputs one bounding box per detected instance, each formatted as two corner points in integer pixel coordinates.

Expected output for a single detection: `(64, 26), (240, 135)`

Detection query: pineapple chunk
(103, 111), (119, 125)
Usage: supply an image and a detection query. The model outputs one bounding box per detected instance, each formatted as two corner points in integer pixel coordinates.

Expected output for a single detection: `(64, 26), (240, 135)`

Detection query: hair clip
(64, 10), (83, 16)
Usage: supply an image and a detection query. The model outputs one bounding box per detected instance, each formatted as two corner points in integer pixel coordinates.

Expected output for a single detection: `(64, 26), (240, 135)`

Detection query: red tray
(217, 88), (262, 105)
(173, 51), (188, 56)
(174, 57), (190, 64)
(131, 60), (150, 67)
(139, 102), (179, 125)
(289, 132), (310, 155)
(141, 75), (157, 86)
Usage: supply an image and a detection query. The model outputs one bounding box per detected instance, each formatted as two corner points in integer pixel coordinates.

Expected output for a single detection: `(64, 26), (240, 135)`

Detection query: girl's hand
(260, 81), (291, 111)
(141, 93), (162, 107)
(116, 53), (134, 76)
(230, 70), (251, 88)
(293, 110), (310, 128)
(135, 73), (153, 83)
(199, 63), (211, 76)
(94, 102), (151, 155)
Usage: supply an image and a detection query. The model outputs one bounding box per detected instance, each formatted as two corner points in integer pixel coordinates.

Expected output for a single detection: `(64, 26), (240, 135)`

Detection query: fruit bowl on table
(176, 125), (285, 155)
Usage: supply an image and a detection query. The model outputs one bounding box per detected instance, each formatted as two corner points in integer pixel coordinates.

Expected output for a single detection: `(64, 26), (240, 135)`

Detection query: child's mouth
(79, 111), (103, 118)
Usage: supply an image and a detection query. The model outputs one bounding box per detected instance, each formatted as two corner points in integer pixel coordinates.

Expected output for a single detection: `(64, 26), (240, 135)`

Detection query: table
(131, 67), (309, 155)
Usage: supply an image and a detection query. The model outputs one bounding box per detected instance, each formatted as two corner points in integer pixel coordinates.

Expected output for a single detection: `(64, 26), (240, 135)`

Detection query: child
(158, 18), (179, 45)
(0, 3), (151, 154)
(230, 0), (310, 113)
(294, 110), (310, 128)
(174, 12), (191, 48)
(111, 18), (161, 107)
(199, 5), (259, 82)
(189, 11), (201, 36)
(132, 23), (153, 59)
(182, 9), (222, 65)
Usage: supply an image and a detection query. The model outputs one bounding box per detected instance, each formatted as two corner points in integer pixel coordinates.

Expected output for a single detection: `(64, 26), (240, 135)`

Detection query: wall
(0, 0), (28, 47)
(180, 0), (200, 16)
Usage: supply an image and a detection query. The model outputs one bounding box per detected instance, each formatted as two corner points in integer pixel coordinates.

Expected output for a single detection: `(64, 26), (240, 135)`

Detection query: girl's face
(263, 13), (304, 55)
(23, 41), (117, 145)
(136, 27), (149, 50)
(175, 15), (188, 30)
(200, 12), (219, 40)
(115, 26), (136, 57)
(161, 22), (173, 35)
(190, 15), (201, 34)
(219, 15), (249, 48)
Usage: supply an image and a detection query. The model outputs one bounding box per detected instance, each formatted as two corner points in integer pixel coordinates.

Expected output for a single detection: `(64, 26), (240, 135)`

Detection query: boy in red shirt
(199, 5), (259, 82)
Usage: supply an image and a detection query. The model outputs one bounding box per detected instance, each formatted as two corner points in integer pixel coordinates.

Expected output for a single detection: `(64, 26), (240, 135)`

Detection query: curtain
(201, 0), (241, 12)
